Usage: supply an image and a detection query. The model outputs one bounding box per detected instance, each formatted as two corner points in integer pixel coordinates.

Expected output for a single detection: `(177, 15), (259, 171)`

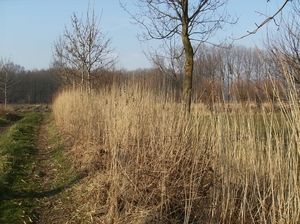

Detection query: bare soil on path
(28, 114), (85, 223)
(0, 107), (93, 223)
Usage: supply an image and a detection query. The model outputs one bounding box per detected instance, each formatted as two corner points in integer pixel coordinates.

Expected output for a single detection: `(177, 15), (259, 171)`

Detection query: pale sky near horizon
(0, 0), (292, 71)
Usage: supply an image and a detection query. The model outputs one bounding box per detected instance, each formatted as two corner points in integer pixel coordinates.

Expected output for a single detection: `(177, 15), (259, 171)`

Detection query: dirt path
(29, 114), (85, 223)
(0, 112), (86, 223)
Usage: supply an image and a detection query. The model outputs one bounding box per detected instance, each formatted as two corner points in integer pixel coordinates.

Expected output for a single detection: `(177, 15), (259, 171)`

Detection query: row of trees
(1, 0), (298, 108)
(0, 59), (59, 105)
(0, 40), (295, 106)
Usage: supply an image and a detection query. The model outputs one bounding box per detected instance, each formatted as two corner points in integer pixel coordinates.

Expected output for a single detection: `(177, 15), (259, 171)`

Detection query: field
(51, 79), (300, 223)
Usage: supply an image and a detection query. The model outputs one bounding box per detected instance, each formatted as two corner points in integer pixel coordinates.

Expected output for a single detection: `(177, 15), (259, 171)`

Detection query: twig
(232, 0), (290, 40)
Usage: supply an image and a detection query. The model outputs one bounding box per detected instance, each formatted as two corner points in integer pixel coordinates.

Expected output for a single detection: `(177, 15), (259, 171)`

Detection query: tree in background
(121, 0), (236, 113)
(265, 0), (300, 85)
(15, 69), (60, 104)
(0, 58), (24, 107)
(53, 9), (117, 93)
(148, 39), (185, 91)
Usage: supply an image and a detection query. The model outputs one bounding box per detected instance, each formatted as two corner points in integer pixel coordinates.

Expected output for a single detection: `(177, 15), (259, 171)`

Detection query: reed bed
(52, 78), (299, 223)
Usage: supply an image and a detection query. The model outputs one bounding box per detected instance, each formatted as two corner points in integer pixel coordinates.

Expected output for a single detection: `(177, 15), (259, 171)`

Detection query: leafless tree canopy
(0, 58), (24, 106)
(123, 0), (235, 43)
(121, 0), (237, 113)
(53, 9), (117, 93)
(264, 0), (300, 84)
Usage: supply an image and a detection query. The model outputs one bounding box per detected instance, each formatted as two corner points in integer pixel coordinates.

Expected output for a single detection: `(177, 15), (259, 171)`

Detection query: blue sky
(0, 0), (292, 71)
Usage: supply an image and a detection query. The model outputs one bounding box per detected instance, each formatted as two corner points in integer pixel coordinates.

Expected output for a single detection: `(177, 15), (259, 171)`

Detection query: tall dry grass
(52, 76), (299, 223)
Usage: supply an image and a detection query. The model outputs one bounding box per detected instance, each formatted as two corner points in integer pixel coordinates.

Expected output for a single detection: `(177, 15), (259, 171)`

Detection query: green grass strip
(0, 113), (23, 127)
(0, 112), (42, 223)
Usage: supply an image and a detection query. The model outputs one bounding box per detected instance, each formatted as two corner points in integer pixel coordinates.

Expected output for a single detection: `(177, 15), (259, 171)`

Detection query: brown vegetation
(52, 75), (300, 223)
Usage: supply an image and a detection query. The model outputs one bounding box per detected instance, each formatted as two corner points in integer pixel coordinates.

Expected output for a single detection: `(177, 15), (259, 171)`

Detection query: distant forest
(0, 44), (296, 105)
(0, 66), (59, 104)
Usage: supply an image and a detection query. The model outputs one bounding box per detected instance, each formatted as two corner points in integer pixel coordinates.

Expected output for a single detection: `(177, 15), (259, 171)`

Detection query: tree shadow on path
(1, 173), (85, 201)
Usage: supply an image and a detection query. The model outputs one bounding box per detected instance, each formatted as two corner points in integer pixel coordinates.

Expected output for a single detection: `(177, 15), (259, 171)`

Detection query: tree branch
(232, 0), (290, 40)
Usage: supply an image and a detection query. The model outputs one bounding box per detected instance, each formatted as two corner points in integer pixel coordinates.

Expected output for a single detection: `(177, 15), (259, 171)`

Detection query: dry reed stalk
(52, 75), (300, 223)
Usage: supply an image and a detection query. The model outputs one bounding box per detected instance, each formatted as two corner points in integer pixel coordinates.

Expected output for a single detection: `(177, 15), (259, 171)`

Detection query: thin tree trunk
(4, 71), (8, 108)
(4, 84), (7, 108)
(182, 0), (194, 114)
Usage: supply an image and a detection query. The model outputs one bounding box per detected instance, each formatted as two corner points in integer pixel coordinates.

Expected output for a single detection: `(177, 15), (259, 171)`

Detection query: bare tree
(0, 58), (23, 107)
(265, 0), (300, 86)
(193, 44), (268, 103)
(53, 9), (117, 93)
(149, 38), (185, 90)
(121, 0), (236, 113)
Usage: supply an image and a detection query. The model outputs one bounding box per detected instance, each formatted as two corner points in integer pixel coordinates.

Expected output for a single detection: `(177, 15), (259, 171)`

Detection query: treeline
(0, 60), (60, 104)
(0, 44), (293, 105)
(124, 44), (290, 106)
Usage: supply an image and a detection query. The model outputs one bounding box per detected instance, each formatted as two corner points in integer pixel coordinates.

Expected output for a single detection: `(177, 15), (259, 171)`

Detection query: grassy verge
(0, 113), (23, 127)
(0, 112), (42, 223)
(0, 110), (85, 223)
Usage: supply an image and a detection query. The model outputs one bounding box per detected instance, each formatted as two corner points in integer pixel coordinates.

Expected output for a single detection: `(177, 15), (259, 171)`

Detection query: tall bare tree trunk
(182, 0), (194, 113)
(4, 82), (7, 108)
(4, 70), (8, 108)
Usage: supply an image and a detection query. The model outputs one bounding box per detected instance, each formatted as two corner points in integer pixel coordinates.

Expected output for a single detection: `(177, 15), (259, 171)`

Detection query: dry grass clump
(52, 78), (300, 223)
(53, 83), (214, 223)
(0, 104), (15, 117)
